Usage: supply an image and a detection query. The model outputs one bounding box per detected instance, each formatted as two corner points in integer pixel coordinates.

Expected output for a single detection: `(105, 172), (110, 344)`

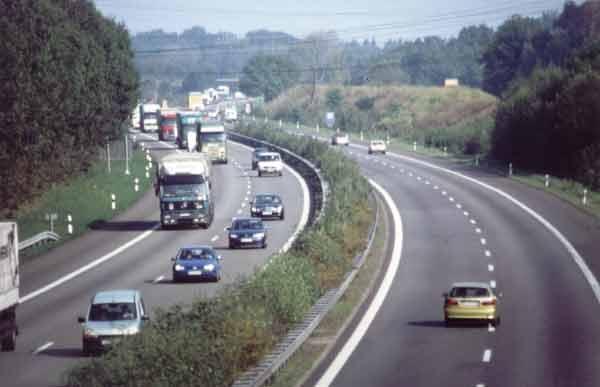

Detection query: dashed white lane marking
(488, 264), (495, 272)
(400, 168), (405, 173)
(247, 190), (251, 195)
(315, 179), (403, 387)
(33, 342), (54, 355)
(244, 196), (249, 202)
(488, 324), (496, 333)
(417, 176), (421, 180)
(408, 172), (413, 177)
(153, 275), (164, 284)
(442, 191), (447, 196)
(490, 280), (497, 288)
(425, 181), (430, 185)
(475, 227), (482, 234)
(482, 349), (493, 363)
(211, 235), (219, 242)
(485, 250), (492, 257)
(456, 203), (462, 209)
(237, 209), (242, 214)
(434, 185), (439, 190)
(382, 162), (388, 166)
(449, 197), (455, 202)
(477, 384), (486, 387)
(391, 165), (395, 169)
(470, 219), (477, 224)
(464, 211), (469, 216)
(241, 202), (247, 208)
(481, 238), (487, 245)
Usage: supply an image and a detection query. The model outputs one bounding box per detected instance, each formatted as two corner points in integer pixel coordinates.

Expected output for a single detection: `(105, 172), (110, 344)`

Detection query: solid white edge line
(33, 341), (54, 355)
(153, 275), (164, 284)
(211, 235), (219, 242)
(315, 179), (403, 387)
(20, 225), (160, 303)
(344, 143), (600, 304)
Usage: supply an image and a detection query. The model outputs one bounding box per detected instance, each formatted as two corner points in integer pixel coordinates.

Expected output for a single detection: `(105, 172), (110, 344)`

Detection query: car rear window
(450, 287), (489, 298)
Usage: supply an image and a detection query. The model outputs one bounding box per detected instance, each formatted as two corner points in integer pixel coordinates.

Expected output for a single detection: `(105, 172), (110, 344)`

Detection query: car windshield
(89, 302), (137, 321)
(178, 248), (215, 260)
(258, 154), (280, 161)
(450, 287), (489, 298)
(200, 132), (226, 143)
(162, 183), (206, 197)
(233, 219), (263, 230)
(255, 195), (281, 205)
(254, 148), (269, 156)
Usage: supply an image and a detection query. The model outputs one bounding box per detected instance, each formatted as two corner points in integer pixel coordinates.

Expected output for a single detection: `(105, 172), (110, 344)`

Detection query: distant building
(444, 78), (460, 87)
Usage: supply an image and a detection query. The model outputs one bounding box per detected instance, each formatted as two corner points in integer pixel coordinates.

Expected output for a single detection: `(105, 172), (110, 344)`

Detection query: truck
(198, 122), (228, 164)
(224, 106), (238, 122)
(176, 111), (202, 152)
(155, 153), (214, 228)
(188, 92), (205, 110)
(158, 109), (178, 142)
(139, 103), (161, 133)
(0, 222), (19, 351)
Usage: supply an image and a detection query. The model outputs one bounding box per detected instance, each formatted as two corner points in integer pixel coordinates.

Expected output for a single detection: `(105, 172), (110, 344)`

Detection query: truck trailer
(140, 103), (161, 133)
(0, 222), (19, 351)
(198, 123), (228, 164)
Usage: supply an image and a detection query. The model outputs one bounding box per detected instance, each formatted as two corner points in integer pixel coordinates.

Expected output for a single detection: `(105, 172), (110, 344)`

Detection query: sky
(94, 0), (571, 41)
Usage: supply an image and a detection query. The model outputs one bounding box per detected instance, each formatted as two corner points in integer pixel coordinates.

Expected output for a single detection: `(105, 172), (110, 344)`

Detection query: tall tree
(240, 54), (298, 102)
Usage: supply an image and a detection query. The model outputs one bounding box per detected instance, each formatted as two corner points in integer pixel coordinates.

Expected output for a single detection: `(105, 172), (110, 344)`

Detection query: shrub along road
(0, 139), (308, 387)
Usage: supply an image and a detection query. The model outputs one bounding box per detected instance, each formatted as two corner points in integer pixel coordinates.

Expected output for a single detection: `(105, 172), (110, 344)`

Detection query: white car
(368, 140), (387, 154)
(331, 132), (350, 146)
(257, 152), (283, 177)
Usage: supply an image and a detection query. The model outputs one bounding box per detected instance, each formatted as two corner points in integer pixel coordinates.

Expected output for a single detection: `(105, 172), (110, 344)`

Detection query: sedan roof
(93, 290), (138, 304)
(450, 282), (492, 289)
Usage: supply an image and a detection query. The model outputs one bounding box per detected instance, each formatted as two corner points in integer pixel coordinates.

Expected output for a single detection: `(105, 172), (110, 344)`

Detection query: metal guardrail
(18, 231), (60, 251)
(232, 193), (381, 387)
(228, 131), (329, 226)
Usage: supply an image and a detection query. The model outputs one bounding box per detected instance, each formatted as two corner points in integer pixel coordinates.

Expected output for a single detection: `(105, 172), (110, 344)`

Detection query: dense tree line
(489, 1), (600, 188)
(0, 0), (138, 215)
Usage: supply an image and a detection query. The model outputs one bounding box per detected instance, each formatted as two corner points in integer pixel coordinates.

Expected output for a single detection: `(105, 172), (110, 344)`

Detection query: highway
(0, 135), (309, 387)
(307, 142), (600, 387)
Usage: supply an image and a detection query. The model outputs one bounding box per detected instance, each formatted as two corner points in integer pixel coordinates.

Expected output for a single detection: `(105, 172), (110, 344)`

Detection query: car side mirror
(77, 316), (86, 323)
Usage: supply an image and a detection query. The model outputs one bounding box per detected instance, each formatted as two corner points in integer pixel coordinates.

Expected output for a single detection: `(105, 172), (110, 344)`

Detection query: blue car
(171, 245), (222, 282)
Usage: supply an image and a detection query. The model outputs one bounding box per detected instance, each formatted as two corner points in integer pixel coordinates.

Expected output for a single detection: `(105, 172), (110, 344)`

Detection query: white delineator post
(279, 119), (282, 128)
(264, 116), (268, 123)
(413, 141), (417, 152)
(125, 133), (130, 175)
(134, 178), (140, 192)
(67, 214), (73, 235)
(545, 174), (550, 188)
(583, 189), (588, 206)
(316, 123), (319, 133)
(360, 131), (364, 141)
(475, 155), (480, 167)
(509, 163), (513, 177)
(145, 165), (150, 179)
(111, 194), (116, 210)
(443, 146), (447, 156)
(296, 121), (300, 129)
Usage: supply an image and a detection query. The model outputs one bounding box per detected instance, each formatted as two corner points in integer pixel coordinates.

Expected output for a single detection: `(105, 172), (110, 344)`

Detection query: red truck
(158, 109), (178, 142)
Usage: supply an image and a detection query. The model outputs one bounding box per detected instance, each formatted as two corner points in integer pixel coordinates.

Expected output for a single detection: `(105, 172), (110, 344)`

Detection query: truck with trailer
(0, 222), (19, 351)
(224, 106), (238, 122)
(139, 103), (161, 133)
(158, 109), (178, 142)
(198, 122), (228, 164)
(155, 153), (214, 228)
(176, 111), (202, 152)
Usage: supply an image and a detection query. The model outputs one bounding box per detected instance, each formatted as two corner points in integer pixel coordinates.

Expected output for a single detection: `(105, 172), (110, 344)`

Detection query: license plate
(241, 238), (253, 243)
(263, 211), (272, 215)
(461, 301), (480, 307)
(188, 270), (202, 275)
(101, 339), (111, 345)
(179, 213), (190, 217)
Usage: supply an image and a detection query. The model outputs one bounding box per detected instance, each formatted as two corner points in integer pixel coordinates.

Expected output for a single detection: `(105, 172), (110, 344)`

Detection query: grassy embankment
(65, 124), (374, 387)
(15, 149), (153, 260)
(265, 85), (600, 218)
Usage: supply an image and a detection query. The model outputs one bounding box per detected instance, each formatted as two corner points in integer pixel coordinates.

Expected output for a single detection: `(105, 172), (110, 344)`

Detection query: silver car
(77, 289), (148, 355)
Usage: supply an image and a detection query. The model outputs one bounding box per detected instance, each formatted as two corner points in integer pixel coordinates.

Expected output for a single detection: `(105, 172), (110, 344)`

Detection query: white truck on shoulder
(0, 222), (19, 351)
(139, 103), (161, 133)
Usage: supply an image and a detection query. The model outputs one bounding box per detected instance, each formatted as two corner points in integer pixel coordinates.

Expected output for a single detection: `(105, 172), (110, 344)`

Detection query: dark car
(250, 193), (284, 220)
(227, 217), (267, 249)
(251, 147), (269, 170)
(171, 245), (222, 282)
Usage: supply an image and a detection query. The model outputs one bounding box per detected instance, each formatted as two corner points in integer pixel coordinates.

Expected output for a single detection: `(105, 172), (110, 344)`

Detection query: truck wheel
(1, 330), (16, 351)
(280, 211), (285, 220)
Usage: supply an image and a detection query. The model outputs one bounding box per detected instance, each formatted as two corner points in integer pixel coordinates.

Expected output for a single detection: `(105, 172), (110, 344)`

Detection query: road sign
(325, 112), (335, 128)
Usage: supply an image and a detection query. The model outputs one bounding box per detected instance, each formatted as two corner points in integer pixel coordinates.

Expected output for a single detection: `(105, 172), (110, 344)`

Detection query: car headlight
(276, 205), (283, 211)
(174, 264), (185, 271)
(230, 233), (239, 238)
(203, 264), (215, 271)
(168, 203), (174, 210)
(84, 328), (97, 338)
(181, 201), (188, 209)
(195, 202), (203, 209)
(254, 232), (265, 239)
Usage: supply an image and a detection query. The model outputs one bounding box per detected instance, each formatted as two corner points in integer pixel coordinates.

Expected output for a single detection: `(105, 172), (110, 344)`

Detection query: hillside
(267, 85), (498, 154)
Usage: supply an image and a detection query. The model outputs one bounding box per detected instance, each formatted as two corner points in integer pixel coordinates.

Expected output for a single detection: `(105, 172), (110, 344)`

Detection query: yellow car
(443, 282), (500, 326)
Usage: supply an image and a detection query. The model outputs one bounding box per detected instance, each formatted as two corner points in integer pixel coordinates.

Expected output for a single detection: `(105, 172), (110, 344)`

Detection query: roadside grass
(268, 195), (388, 387)
(267, 118), (600, 219)
(16, 150), (153, 261)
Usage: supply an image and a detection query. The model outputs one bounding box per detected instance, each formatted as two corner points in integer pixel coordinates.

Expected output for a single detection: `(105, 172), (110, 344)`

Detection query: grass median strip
(16, 149), (153, 261)
(268, 196), (389, 387)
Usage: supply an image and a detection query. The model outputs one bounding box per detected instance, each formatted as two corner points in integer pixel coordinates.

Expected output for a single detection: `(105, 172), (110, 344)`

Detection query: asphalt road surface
(308, 142), (600, 387)
(0, 135), (308, 387)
